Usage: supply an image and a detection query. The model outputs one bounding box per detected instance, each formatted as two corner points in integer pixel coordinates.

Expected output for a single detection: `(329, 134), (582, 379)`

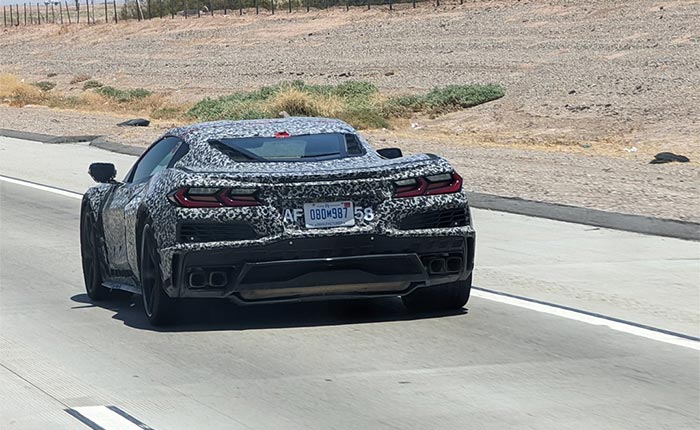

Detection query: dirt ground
(1, 1), (699, 222)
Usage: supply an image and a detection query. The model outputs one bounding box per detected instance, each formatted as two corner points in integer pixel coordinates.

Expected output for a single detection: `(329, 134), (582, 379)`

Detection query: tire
(139, 223), (177, 326)
(402, 273), (472, 312)
(80, 206), (110, 301)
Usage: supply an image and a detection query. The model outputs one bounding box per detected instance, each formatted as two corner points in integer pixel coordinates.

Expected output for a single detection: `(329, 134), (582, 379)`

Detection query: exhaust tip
(209, 271), (228, 288)
(189, 271), (206, 289)
(446, 257), (462, 273)
(428, 258), (447, 274)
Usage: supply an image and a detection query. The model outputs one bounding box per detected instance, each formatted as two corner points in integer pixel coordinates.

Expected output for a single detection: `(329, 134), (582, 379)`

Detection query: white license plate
(303, 201), (355, 229)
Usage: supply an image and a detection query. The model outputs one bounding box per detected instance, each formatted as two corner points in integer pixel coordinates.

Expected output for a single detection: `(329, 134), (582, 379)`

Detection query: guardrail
(1, 0), (464, 26)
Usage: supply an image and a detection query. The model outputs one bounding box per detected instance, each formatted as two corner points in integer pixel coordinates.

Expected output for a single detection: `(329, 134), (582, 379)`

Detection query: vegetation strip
(0, 74), (503, 129)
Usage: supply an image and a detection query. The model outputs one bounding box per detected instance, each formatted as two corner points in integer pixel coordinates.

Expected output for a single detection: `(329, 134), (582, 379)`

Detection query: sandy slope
(1, 1), (698, 221)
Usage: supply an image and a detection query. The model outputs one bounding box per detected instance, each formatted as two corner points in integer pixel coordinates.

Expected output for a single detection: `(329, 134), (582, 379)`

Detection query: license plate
(303, 201), (355, 229)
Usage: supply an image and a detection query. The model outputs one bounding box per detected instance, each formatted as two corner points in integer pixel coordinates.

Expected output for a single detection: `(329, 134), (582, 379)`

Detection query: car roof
(169, 117), (357, 145)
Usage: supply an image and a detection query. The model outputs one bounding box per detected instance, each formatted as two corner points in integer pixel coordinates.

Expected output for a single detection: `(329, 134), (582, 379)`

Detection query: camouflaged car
(80, 117), (475, 325)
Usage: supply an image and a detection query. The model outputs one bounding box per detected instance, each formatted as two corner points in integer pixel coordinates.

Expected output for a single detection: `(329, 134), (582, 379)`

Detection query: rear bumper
(168, 233), (475, 303)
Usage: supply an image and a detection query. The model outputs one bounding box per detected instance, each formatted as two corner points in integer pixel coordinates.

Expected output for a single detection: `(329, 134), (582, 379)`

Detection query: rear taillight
(393, 172), (462, 198)
(168, 187), (261, 208)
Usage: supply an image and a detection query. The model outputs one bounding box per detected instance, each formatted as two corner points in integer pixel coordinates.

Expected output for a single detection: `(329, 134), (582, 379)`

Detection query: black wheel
(402, 273), (472, 312)
(80, 206), (110, 301)
(139, 223), (177, 326)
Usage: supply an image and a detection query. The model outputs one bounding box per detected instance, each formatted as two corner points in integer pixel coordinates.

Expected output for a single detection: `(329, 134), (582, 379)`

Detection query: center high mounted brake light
(168, 187), (261, 208)
(393, 172), (463, 198)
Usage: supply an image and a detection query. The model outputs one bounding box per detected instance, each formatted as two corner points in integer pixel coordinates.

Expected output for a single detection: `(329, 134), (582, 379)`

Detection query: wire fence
(1, 0), (463, 26)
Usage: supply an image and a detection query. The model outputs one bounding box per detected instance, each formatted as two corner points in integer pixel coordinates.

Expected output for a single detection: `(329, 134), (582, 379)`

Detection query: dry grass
(0, 74), (47, 106)
(268, 88), (345, 118)
(1, 73), (502, 130)
(0, 73), (187, 120)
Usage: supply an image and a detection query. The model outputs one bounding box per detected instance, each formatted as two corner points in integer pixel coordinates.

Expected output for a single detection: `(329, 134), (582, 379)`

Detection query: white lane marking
(0, 175), (83, 199)
(471, 289), (700, 351)
(3, 174), (699, 350)
(69, 405), (152, 430)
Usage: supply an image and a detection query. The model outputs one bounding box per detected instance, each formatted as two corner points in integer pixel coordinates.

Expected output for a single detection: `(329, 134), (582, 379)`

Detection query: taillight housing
(168, 187), (261, 208)
(393, 172), (462, 198)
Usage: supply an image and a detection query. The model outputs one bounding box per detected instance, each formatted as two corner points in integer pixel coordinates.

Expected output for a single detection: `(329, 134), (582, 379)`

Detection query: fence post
(3, 6), (5, 27)
(170, 0), (174, 18)
(288, 0), (290, 13)
(158, 0), (162, 18)
(306, 0), (308, 12)
(435, 0), (439, 6)
(146, 0), (151, 18)
(389, 0), (392, 11)
(197, 5), (200, 17)
(208, 0), (212, 16)
(239, 0), (242, 15)
(224, 0), (227, 15)
(112, 0), (116, 22)
(271, 0), (274, 14)
(184, 0), (187, 18)
(58, 2), (63, 23)
(412, 0), (415, 8)
(24, 3), (27, 25)
(36, 2), (40, 24)
(84, 0), (89, 23)
(65, 1), (71, 23)
(16, 3), (20, 25)
(254, 0), (258, 15)
(367, 0), (370, 11)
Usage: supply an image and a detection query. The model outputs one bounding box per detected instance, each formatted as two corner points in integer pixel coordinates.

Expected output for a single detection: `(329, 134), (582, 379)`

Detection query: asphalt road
(1, 137), (699, 430)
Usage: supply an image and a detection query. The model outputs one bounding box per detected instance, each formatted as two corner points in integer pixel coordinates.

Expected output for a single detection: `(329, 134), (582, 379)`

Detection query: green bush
(32, 81), (56, 91)
(82, 80), (103, 90)
(187, 81), (504, 130)
(97, 86), (152, 102)
(423, 84), (505, 113)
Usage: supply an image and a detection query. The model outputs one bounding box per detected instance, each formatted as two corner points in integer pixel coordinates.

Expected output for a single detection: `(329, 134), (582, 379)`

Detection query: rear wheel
(402, 274), (472, 312)
(80, 207), (110, 301)
(140, 223), (177, 326)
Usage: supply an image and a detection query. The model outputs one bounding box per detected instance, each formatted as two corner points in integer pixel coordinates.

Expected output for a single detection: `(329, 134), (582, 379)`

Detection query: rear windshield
(210, 133), (363, 162)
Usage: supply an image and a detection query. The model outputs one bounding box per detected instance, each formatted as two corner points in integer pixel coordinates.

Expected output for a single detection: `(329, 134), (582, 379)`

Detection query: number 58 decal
(354, 206), (375, 221)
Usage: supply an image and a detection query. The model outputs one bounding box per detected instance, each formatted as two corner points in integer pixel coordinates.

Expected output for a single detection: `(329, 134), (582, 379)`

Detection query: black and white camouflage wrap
(83, 117), (474, 296)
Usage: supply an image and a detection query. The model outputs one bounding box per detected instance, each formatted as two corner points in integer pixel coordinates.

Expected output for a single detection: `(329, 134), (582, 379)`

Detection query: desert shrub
(187, 81), (503, 129)
(97, 86), (152, 102)
(333, 81), (379, 98)
(268, 89), (322, 117)
(150, 106), (186, 120)
(0, 74), (46, 106)
(422, 84), (505, 113)
(32, 81), (56, 91)
(83, 80), (103, 90)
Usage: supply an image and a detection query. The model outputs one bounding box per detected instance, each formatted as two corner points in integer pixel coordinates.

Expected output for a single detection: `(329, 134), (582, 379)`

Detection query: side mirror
(89, 163), (117, 183)
(377, 148), (403, 159)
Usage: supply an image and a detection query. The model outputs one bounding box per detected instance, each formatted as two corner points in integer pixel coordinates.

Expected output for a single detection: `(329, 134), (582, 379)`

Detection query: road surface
(1, 136), (698, 430)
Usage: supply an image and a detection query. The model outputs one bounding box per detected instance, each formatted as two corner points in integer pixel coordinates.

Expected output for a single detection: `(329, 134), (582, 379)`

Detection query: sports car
(80, 117), (475, 325)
